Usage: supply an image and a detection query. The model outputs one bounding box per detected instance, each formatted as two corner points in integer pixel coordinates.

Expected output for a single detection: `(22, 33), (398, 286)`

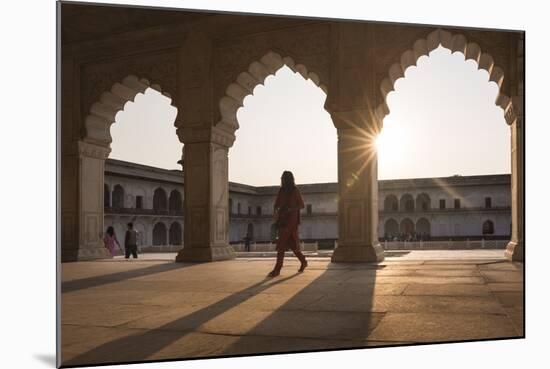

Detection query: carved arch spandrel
(375, 28), (518, 127)
(212, 23), (331, 128)
(83, 75), (177, 146)
(80, 50), (179, 146)
(217, 50), (329, 134)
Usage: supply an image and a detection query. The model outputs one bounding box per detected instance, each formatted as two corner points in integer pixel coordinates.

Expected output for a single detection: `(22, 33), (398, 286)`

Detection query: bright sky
(109, 46), (510, 184)
(110, 89), (181, 169)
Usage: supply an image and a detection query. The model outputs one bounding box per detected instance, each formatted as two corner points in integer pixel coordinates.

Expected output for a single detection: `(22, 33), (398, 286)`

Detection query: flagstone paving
(60, 251), (524, 367)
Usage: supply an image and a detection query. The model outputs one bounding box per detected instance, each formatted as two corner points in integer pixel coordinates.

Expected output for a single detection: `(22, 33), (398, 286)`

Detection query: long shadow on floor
(62, 262), (194, 293)
(221, 261), (380, 356)
(63, 273), (301, 367)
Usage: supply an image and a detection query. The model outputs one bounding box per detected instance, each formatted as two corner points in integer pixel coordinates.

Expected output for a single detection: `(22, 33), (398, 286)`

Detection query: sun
(375, 126), (407, 171)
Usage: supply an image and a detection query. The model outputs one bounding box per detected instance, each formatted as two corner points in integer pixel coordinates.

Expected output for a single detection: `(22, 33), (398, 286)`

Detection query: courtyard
(60, 251), (523, 367)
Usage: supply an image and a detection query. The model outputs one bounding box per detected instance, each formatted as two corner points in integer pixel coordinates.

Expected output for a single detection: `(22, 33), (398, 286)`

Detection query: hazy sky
(110, 90), (181, 169)
(110, 46), (510, 185)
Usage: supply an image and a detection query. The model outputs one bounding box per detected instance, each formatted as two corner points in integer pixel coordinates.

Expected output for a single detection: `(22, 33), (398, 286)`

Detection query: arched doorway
(416, 193), (431, 211)
(384, 219), (399, 239)
(482, 220), (495, 235)
(61, 72), (179, 261)
(169, 190), (182, 212)
(153, 222), (167, 246)
(112, 184), (124, 209)
(153, 188), (167, 212)
(246, 222), (254, 239)
(416, 218), (431, 238)
(175, 51), (377, 263)
(384, 195), (398, 211)
(375, 29), (522, 261)
(400, 218), (415, 237)
(169, 222), (182, 245)
(400, 194), (415, 212)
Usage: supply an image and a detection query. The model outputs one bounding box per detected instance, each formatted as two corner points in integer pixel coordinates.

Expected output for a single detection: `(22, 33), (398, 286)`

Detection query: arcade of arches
(60, 5), (524, 262)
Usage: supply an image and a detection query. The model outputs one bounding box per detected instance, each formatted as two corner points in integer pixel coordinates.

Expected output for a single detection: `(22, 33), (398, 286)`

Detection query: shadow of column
(220, 262), (380, 356)
(62, 262), (194, 293)
(63, 273), (301, 367)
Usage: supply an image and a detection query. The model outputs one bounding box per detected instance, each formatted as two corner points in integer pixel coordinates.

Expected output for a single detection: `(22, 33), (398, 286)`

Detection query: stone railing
(380, 206), (511, 214)
(381, 239), (509, 250)
(105, 207), (184, 216)
(231, 241), (318, 252)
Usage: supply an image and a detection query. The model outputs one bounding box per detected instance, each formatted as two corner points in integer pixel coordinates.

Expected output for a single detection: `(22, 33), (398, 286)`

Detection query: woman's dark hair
(280, 171), (296, 192)
(106, 226), (115, 236)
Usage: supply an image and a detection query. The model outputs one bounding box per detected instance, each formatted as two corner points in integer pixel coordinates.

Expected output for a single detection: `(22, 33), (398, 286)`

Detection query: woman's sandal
(298, 260), (308, 273)
(268, 270), (280, 277)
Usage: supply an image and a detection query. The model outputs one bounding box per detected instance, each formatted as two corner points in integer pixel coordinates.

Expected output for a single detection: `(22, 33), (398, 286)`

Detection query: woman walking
(268, 171), (308, 277)
(103, 226), (122, 257)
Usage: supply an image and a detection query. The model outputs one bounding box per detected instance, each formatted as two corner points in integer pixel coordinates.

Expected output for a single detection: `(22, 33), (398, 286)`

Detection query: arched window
(169, 222), (182, 245)
(104, 184), (110, 208)
(246, 223), (254, 238)
(153, 188), (167, 211)
(400, 194), (415, 212)
(169, 190), (183, 212)
(416, 193), (431, 211)
(153, 222), (167, 245)
(384, 219), (399, 238)
(416, 218), (431, 237)
(482, 220), (494, 235)
(384, 195), (399, 211)
(112, 184), (125, 208)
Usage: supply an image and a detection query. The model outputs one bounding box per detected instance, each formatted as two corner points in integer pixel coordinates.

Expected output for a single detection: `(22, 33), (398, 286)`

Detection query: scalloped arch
(84, 75), (176, 146)
(375, 28), (517, 127)
(218, 51), (329, 131)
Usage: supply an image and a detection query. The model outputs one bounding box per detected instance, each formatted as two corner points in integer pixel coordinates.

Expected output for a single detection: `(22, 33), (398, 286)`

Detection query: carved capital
(81, 50), (179, 122)
(77, 140), (111, 160)
(213, 23), (331, 122)
(332, 109), (382, 134)
(178, 125), (236, 147)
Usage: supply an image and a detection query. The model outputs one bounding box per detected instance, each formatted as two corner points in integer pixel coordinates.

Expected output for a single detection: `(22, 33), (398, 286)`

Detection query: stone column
(74, 140), (112, 260)
(505, 98), (524, 261)
(175, 126), (236, 262)
(331, 111), (385, 262)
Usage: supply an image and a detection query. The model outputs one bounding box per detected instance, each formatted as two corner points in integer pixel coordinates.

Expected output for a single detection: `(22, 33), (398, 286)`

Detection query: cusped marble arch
(375, 28), (516, 127)
(84, 75), (175, 146)
(218, 51), (328, 131)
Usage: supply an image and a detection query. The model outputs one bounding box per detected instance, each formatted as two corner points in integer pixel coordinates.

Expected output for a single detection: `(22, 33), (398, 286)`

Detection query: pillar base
(61, 244), (112, 262)
(175, 244), (236, 263)
(504, 241), (524, 262)
(331, 243), (385, 263)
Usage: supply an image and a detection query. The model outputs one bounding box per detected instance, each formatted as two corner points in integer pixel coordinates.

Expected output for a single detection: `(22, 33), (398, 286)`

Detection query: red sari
(274, 186), (305, 251)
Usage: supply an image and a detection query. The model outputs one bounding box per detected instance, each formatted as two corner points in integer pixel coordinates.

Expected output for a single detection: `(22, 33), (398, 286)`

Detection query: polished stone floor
(60, 251), (524, 367)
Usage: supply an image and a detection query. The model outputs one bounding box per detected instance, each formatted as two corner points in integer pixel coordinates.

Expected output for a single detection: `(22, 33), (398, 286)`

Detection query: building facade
(104, 159), (184, 251)
(104, 159), (510, 251)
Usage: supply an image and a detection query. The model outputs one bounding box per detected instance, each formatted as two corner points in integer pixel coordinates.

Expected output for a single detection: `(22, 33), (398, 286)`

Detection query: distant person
(124, 222), (139, 259)
(103, 226), (122, 257)
(268, 171), (307, 277)
(244, 235), (251, 252)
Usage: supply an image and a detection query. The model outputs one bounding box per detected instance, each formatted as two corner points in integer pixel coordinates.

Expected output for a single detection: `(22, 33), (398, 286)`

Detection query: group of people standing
(383, 232), (431, 242)
(103, 222), (139, 259)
